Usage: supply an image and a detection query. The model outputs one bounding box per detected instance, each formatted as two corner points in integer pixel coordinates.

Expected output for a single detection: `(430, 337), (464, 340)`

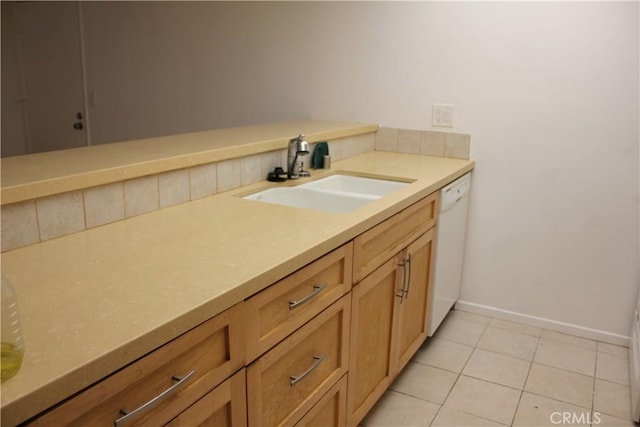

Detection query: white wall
(82, 2), (640, 339)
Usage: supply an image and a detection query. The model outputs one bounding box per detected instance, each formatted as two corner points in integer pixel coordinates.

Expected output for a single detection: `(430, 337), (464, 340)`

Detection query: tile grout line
(379, 310), (630, 426)
(429, 317), (495, 426)
(520, 334), (599, 419)
(508, 332), (542, 426)
(427, 318), (489, 426)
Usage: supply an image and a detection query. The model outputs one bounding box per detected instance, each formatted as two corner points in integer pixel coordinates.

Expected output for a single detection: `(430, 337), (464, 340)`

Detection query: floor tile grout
(363, 309), (634, 426)
(508, 335), (542, 426)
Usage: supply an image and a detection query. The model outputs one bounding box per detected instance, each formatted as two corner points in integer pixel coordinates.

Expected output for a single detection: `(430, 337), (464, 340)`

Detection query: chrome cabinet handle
(403, 254), (412, 297)
(396, 259), (406, 301)
(290, 353), (326, 386)
(114, 370), (196, 426)
(289, 283), (327, 310)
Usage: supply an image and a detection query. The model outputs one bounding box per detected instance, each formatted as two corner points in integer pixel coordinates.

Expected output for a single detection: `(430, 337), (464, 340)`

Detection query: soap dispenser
(1, 274), (25, 382)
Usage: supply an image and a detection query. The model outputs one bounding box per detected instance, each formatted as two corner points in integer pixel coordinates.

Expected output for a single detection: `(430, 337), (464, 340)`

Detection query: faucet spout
(287, 134), (310, 179)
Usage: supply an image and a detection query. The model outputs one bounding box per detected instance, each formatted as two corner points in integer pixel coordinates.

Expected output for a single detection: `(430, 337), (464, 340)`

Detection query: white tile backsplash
(376, 127), (399, 152)
(328, 139), (344, 161)
(240, 154), (263, 186)
(37, 191), (85, 241)
(398, 129), (422, 154)
(261, 151), (282, 177)
(159, 169), (189, 208)
(84, 183), (125, 228)
(124, 175), (159, 217)
(1, 200), (39, 251)
(340, 137), (357, 159)
(445, 132), (471, 159)
(381, 127), (470, 159)
(422, 130), (447, 157)
(189, 162), (217, 200)
(217, 158), (241, 192)
(362, 132), (376, 153)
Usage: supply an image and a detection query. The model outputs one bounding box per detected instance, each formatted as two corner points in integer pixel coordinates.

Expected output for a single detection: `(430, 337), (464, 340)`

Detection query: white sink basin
(243, 187), (377, 214)
(299, 174), (409, 197)
(242, 174), (410, 214)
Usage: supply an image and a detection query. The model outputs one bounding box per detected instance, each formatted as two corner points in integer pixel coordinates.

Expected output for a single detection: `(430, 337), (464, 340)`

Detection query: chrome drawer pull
(114, 370), (196, 426)
(404, 254), (412, 297)
(289, 283), (327, 310)
(289, 353), (327, 386)
(396, 259), (406, 302)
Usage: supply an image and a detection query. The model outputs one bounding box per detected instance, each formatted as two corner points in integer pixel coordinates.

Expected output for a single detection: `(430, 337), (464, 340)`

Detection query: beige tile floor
(361, 309), (634, 427)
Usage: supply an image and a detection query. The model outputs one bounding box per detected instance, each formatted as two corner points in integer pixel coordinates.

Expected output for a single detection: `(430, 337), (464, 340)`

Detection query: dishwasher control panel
(441, 173), (471, 209)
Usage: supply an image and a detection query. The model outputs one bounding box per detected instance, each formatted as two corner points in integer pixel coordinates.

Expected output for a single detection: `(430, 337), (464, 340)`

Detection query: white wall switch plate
(432, 104), (454, 127)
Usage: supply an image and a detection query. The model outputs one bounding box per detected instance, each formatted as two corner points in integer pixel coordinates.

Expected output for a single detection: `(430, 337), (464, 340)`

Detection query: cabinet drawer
(29, 304), (245, 427)
(353, 193), (438, 283)
(296, 375), (347, 427)
(245, 242), (353, 362)
(247, 294), (351, 427)
(165, 369), (247, 427)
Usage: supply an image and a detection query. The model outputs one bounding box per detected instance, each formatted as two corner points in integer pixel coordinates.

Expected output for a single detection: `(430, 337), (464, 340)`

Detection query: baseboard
(455, 300), (631, 347)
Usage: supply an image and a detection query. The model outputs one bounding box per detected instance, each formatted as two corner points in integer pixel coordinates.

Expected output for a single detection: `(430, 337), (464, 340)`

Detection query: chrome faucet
(287, 134), (310, 179)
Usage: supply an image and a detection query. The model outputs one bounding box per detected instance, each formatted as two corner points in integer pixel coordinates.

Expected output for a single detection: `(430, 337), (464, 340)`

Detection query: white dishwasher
(428, 172), (471, 336)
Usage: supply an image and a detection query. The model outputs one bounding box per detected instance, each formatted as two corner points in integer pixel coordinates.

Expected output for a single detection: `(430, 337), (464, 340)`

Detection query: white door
(14, 1), (88, 153)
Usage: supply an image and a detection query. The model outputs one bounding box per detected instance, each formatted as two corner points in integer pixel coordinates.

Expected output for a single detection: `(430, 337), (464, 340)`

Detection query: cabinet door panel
(347, 256), (402, 426)
(396, 229), (435, 373)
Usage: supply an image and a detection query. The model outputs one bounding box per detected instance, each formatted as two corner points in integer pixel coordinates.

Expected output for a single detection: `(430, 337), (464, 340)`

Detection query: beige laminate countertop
(0, 120), (377, 205)
(0, 151), (473, 425)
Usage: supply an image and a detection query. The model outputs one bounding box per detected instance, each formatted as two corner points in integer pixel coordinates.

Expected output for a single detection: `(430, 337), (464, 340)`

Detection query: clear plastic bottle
(1, 274), (24, 382)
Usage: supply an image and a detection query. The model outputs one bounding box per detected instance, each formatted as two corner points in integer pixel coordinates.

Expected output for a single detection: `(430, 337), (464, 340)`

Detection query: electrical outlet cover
(432, 104), (454, 127)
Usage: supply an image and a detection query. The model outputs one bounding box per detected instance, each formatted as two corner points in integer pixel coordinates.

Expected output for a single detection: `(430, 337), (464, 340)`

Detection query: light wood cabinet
(28, 304), (245, 427)
(247, 294), (351, 427)
(347, 254), (402, 425)
(353, 193), (437, 283)
(245, 242), (353, 362)
(296, 375), (348, 427)
(23, 188), (444, 427)
(394, 229), (435, 373)
(347, 197), (438, 426)
(165, 369), (247, 427)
